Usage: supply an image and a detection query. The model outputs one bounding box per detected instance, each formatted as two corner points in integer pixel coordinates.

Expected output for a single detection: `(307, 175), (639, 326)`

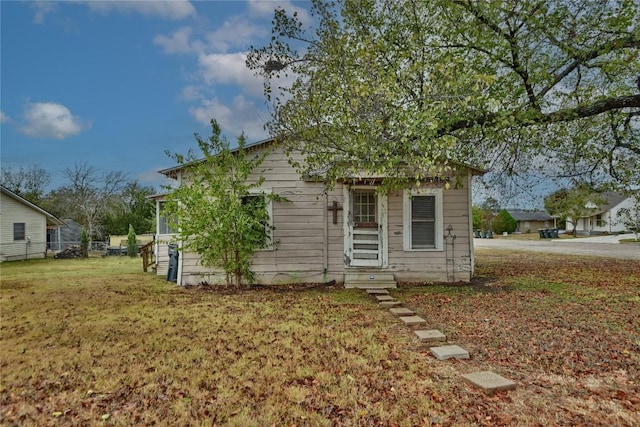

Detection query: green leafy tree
(80, 229), (89, 258)
(127, 224), (138, 257)
(103, 182), (156, 236)
(248, 0), (640, 189)
(163, 120), (279, 287)
(492, 209), (517, 234)
(472, 205), (494, 231)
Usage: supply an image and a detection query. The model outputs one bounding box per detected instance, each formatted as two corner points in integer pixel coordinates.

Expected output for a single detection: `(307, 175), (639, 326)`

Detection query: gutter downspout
(468, 173), (475, 277)
(176, 171), (184, 286)
(323, 187), (329, 280)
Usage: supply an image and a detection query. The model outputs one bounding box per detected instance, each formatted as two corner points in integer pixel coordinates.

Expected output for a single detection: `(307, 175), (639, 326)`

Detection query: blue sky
(1, 0), (311, 190)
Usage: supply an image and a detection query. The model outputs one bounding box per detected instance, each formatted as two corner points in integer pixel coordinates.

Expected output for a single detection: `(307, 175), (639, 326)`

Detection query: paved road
(474, 235), (640, 260)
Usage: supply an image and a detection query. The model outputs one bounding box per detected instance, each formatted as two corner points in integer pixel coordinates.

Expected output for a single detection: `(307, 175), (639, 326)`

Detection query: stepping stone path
(363, 288), (516, 394)
(462, 371), (516, 395)
(414, 329), (446, 342)
(429, 344), (470, 360)
(379, 300), (403, 308)
(389, 307), (415, 316)
(398, 315), (427, 326)
(366, 289), (389, 295)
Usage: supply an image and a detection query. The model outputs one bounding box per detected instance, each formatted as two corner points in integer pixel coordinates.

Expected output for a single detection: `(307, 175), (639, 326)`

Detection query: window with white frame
(403, 188), (443, 251)
(158, 202), (175, 234)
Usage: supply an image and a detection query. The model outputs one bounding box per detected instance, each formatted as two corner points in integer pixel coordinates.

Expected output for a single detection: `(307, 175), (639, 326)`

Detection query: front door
(344, 187), (387, 267)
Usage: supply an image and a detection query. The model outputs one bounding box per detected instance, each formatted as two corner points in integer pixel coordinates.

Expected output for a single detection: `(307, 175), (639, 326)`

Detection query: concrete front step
(344, 272), (397, 289)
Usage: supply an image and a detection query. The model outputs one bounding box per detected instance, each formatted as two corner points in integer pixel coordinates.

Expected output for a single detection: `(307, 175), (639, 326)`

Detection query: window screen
(14, 223), (25, 241)
(411, 196), (435, 248)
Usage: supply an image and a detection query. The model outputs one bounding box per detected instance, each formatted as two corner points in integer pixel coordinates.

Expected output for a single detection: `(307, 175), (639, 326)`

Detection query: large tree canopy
(248, 0), (639, 189)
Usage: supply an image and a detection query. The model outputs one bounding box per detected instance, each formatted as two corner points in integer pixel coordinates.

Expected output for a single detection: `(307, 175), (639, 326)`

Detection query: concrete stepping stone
(414, 329), (446, 342)
(429, 345), (470, 360)
(375, 295), (394, 302)
(399, 316), (427, 326)
(366, 289), (390, 295)
(389, 307), (415, 317)
(379, 300), (402, 308)
(462, 371), (516, 395)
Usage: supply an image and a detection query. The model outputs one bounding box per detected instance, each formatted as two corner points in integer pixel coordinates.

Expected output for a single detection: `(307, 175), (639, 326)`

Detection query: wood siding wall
(175, 144), (474, 285)
(0, 193), (48, 261)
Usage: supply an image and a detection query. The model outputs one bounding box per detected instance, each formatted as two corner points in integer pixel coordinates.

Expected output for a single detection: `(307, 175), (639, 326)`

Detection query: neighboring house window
(596, 214), (604, 227)
(13, 223), (25, 241)
(403, 188), (443, 251)
(158, 202), (175, 234)
(241, 191), (273, 249)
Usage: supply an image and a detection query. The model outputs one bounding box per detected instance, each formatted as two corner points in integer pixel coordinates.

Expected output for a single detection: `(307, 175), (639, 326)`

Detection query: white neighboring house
(0, 185), (64, 261)
(570, 192), (637, 234)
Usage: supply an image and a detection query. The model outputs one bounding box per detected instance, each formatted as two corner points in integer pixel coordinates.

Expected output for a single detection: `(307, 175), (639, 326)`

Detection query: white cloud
(198, 52), (264, 97)
(205, 16), (265, 53)
(20, 102), (89, 139)
(189, 95), (266, 140)
(0, 111), (9, 123)
(31, 0), (57, 24)
(79, 0), (196, 20)
(248, 0), (311, 24)
(249, 0), (311, 23)
(154, 26), (202, 54)
(180, 85), (202, 102)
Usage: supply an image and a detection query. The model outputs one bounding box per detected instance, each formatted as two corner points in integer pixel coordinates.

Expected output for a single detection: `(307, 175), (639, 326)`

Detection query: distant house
(508, 210), (556, 233)
(570, 192), (637, 234)
(1, 185), (64, 261)
(47, 218), (83, 251)
(152, 138), (484, 287)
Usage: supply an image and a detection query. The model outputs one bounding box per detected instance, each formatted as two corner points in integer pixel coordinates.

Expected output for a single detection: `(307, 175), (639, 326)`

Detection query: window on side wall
(13, 223), (25, 241)
(403, 189), (443, 251)
(241, 191), (273, 249)
(158, 202), (176, 235)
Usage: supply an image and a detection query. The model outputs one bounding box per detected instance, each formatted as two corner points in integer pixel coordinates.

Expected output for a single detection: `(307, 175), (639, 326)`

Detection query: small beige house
(0, 185), (64, 261)
(508, 210), (556, 233)
(153, 139), (482, 287)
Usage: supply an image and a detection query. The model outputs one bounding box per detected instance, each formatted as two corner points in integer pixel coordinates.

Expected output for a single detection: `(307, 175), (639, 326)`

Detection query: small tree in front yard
(164, 119), (278, 287)
(492, 209), (517, 234)
(80, 229), (89, 258)
(126, 224), (138, 257)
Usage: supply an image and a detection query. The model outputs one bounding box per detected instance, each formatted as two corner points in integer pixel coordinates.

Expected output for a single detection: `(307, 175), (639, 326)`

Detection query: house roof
(158, 137), (275, 179)
(158, 136), (485, 179)
(593, 191), (630, 214)
(0, 185), (64, 226)
(507, 210), (554, 221)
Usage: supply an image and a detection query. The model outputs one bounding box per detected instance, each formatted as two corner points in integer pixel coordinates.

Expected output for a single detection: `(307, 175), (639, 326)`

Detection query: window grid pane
(353, 191), (376, 224)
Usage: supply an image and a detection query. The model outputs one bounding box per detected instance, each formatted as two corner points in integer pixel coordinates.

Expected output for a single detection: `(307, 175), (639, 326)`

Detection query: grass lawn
(1, 252), (639, 426)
